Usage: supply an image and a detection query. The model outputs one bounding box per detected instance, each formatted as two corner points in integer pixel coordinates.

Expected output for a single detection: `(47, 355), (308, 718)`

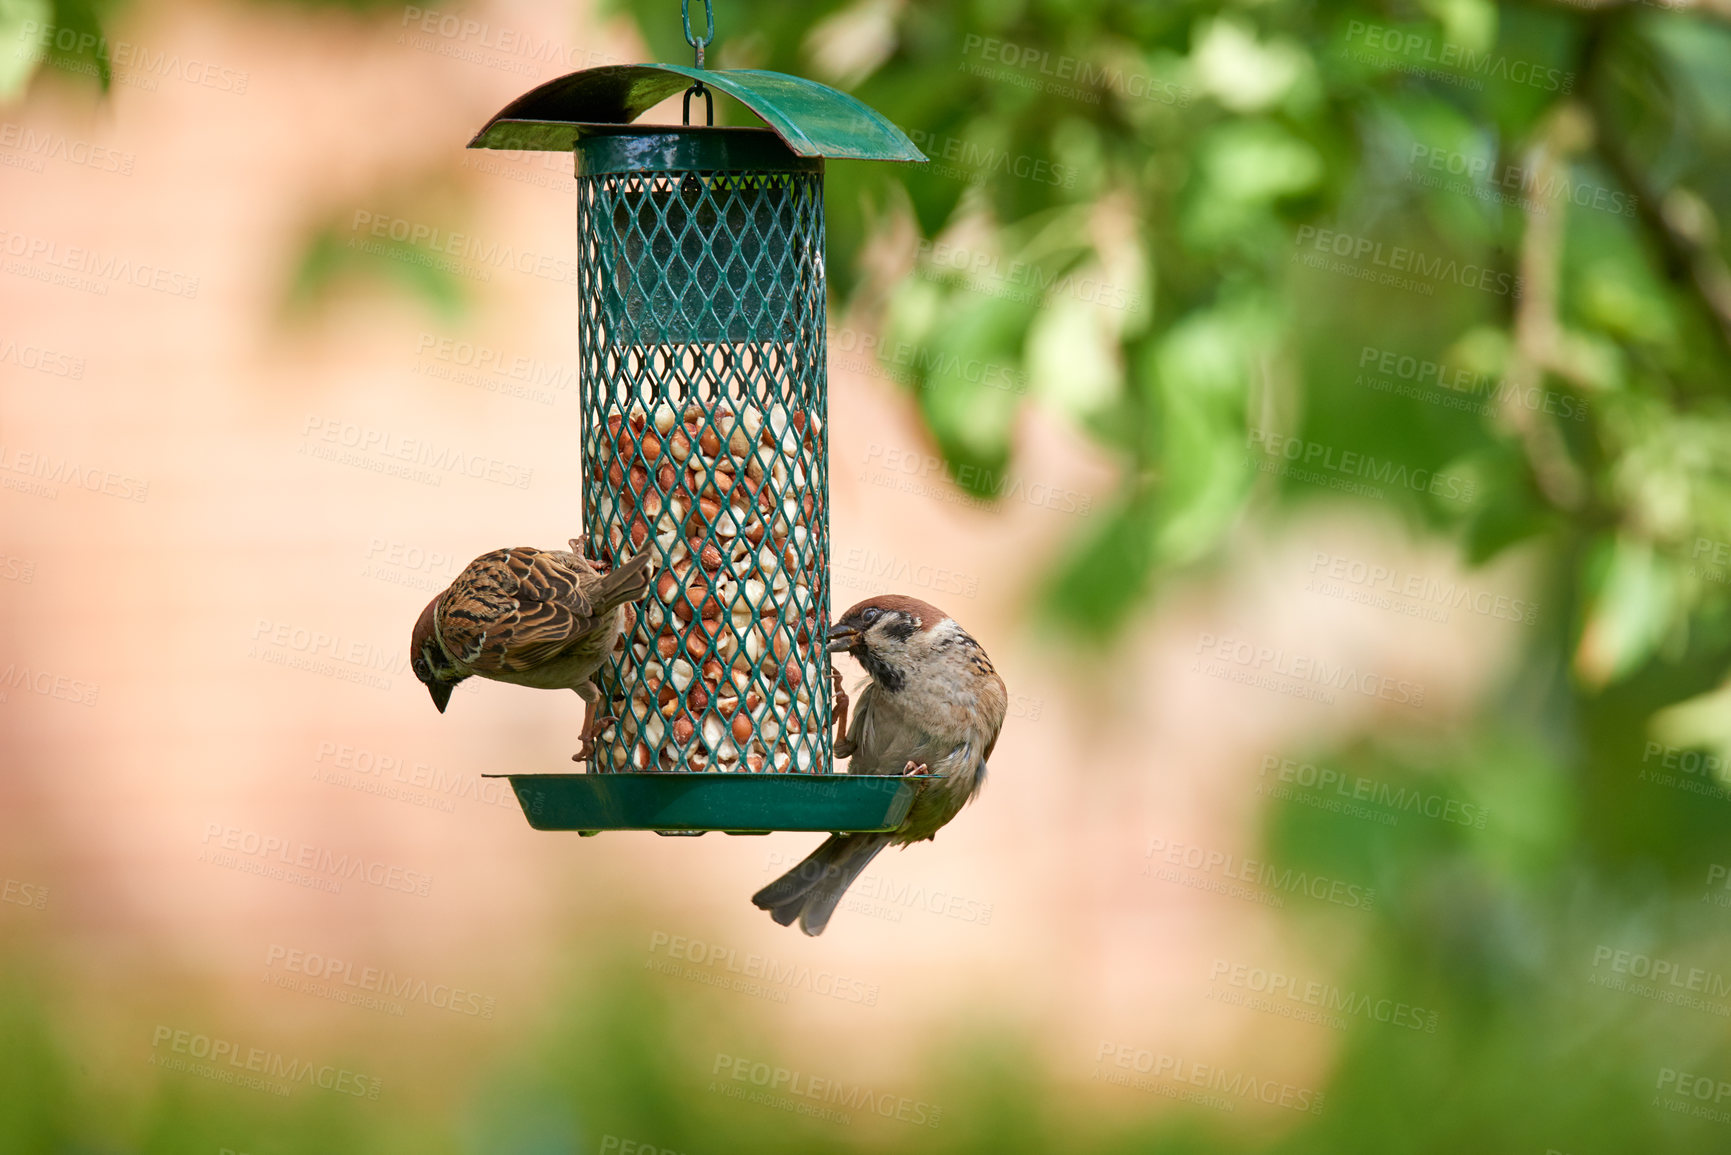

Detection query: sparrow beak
(827, 623), (860, 653)
(426, 680), (454, 714)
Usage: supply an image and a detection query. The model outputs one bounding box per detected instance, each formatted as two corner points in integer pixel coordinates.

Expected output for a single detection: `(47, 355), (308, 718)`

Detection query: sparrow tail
(751, 833), (889, 936)
(588, 551), (654, 615)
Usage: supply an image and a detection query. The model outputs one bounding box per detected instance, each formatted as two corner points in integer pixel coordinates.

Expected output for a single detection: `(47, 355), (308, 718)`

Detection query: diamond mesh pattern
(577, 166), (832, 775)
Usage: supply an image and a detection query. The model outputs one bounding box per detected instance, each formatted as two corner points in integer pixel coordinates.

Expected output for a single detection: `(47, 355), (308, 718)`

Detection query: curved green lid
(467, 63), (925, 163)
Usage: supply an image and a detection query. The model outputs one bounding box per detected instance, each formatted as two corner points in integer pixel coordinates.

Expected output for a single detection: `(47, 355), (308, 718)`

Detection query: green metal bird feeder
(471, 0), (925, 835)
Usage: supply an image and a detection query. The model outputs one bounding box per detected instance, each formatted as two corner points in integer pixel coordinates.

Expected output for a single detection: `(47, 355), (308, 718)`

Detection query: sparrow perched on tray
(411, 537), (652, 762)
(752, 594), (1007, 935)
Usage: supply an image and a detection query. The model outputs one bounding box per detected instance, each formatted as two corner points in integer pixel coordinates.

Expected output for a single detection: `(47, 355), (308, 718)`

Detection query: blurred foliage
(652, 0), (1731, 686)
(643, 0), (1731, 1150)
(1, 0), (114, 99)
(283, 173), (476, 321)
(285, 214), (470, 322)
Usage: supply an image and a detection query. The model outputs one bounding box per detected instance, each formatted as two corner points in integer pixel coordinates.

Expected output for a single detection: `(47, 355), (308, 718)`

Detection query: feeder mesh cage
(577, 160), (831, 776)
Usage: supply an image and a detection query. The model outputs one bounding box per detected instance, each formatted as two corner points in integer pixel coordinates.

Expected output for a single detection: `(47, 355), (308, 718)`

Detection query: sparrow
(410, 537), (652, 762)
(752, 594), (1006, 935)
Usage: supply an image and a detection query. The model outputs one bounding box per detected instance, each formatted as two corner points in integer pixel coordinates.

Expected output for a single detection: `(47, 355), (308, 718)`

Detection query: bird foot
(830, 667), (851, 750)
(903, 760), (929, 777)
(572, 714), (617, 763)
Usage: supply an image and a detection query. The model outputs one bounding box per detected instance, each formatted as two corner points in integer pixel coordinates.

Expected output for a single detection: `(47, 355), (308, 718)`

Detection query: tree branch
(1532, 0), (1731, 25)
(1504, 104), (1593, 511)
(1583, 13), (1731, 365)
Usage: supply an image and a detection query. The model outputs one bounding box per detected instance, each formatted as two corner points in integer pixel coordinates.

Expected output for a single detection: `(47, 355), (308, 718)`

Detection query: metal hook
(681, 0), (714, 69)
(682, 82), (713, 126)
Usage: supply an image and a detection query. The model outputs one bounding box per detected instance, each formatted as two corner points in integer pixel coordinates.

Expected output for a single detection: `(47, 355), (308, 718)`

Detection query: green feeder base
(484, 773), (918, 836)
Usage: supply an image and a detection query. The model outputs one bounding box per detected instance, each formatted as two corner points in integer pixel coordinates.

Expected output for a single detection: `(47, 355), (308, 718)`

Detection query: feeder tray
(468, 2), (925, 835)
(483, 772), (919, 836)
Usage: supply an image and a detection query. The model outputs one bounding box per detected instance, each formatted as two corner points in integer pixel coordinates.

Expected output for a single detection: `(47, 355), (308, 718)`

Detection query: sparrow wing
(528, 547), (603, 611)
(980, 668), (1007, 763)
(842, 682), (932, 776)
(841, 682), (877, 765)
(438, 547), (605, 675)
(970, 649), (1008, 764)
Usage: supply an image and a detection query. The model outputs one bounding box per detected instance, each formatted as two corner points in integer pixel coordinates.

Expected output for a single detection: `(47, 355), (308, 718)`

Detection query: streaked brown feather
(436, 546), (641, 677)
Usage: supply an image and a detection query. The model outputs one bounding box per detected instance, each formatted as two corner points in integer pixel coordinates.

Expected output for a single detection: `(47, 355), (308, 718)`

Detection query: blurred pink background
(0, 0), (1533, 1127)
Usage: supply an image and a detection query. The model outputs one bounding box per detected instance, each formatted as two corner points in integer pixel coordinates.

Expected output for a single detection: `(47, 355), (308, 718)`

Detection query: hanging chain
(680, 0), (715, 126)
(681, 0), (714, 67)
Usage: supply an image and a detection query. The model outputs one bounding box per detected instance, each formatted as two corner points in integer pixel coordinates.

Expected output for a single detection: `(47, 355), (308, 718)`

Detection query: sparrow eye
(861, 608), (881, 624)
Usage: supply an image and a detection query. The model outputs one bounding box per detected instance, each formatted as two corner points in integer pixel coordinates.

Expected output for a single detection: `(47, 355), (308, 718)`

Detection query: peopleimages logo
(1344, 19), (1575, 94)
(0, 123), (135, 175)
(0, 229), (200, 298)
(915, 238), (1141, 311)
(0, 444), (150, 502)
(2, 878), (48, 910)
(264, 944), (496, 1018)
(200, 822), (433, 897)
(1356, 344), (1587, 421)
(1258, 755), (1489, 829)
(861, 442), (1093, 516)
(0, 663), (99, 707)
(648, 931), (880, 1006)
(349, 211), (574, 286)
(0, 334), (85, 379)
(399, 6), (626, 71)
(1207, 958), (1439, 1032)
(149, 1026), (380, 1099)
(1407, 144), (1635, 219)
(1293, 224), (1522, 299)
(412, 332), (577, 400)
(830, 325), (1029, 395)
(1247, 427), (1475, 505)
(1307, 550), (1539, 626)
(1654, 1067), (1731, 1124)
(837, 546), (979, 600)
(301, 416), (534, 489)
(906, 129), (1078, 188)
(709, 1053), (942, 1127)
(1144, 834), (1377, 911)
(249, 617), (406, 693)
(17, 21), (250, 93)
(1093, 1041), (1326, 1115)
(1590, 946), (1731, 998)
(959, 33), (1191, 106)
(762, 851), (996, 925)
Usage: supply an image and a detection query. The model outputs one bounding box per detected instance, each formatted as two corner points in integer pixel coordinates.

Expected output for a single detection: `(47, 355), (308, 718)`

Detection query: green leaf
(284, 221), (468, 321)
(1575, 534), (1678, 688)
(1039, 487), (1158, 642)
(0, 0), (51, 101)
(1148, 305), (1260, 564)
(42, 0), (110, 92)
(915, 290), (1038, 492)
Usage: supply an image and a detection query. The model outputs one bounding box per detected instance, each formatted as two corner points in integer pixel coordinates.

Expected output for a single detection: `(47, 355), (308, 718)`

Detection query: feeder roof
(467, 63), (926, 163)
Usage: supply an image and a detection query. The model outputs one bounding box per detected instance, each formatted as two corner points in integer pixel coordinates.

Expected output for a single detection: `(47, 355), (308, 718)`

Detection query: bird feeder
(470, 1), (925, 835)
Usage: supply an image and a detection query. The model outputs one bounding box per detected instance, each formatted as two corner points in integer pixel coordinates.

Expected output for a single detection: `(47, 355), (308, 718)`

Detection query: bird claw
(573, 714), (616, 763)
(830, 668), (851, 749)
(903, 760), (929, 777)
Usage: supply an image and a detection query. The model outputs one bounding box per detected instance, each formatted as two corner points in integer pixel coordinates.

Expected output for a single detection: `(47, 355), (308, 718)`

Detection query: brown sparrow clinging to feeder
(411, 538), (653, 762)
(752, 594), (1007, 935)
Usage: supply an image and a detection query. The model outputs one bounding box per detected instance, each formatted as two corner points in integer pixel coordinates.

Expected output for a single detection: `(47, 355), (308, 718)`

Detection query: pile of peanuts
(593, 398), (826, 773)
